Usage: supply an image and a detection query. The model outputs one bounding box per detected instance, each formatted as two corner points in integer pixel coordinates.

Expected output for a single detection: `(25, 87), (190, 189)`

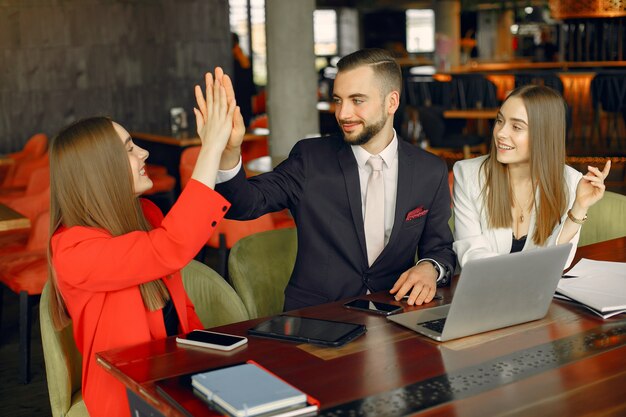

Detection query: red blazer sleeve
(140, 198), (165, 227)
(52, 180), (230, 293)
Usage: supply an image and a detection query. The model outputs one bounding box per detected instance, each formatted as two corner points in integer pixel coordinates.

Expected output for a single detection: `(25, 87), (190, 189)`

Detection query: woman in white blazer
(453, 85), (610, 269)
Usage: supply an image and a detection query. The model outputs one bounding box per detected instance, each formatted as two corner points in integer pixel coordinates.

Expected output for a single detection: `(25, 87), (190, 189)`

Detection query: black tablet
(248, 316), (367, 347)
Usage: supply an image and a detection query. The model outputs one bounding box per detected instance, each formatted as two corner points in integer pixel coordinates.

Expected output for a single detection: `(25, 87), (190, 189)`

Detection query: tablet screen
(248, 316), (366, 347)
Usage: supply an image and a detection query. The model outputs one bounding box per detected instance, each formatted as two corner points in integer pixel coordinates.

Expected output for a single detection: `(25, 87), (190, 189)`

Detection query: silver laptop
(388, 243), (572, 342)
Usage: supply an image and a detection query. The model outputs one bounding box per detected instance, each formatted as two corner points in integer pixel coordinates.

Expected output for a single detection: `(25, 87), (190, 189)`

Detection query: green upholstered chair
(578, 191), (626, 247)
(40, 282), (88, 417)
(181, 260), (249, 328)
(448, 212), (455, 234)
(228, 228), (297, 319)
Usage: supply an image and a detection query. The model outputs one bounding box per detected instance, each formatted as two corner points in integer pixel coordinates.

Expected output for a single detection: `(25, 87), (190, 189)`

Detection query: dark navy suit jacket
(216, 135), (456, 311)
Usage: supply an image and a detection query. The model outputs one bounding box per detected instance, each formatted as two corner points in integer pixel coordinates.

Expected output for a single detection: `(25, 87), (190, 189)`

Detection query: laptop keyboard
(419, 318), (447, 333)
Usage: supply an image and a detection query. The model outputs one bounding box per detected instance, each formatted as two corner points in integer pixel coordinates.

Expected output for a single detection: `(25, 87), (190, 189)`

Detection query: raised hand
(574, 160), (611, 210)
(189, 70), (238, 188)
(215, 67), (246, 151)
(193, 71), (237, 154)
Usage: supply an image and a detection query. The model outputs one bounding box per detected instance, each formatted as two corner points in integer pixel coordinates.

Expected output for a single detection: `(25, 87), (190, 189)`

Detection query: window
(406, 9), (435, 53)
(314, 9), (338, 56)
(229, 0), (250, 55)
(250, 0), (266, 86)
(229, 0), (267, 86)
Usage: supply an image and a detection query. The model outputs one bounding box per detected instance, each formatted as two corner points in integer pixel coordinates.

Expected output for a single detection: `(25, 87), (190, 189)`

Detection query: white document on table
(555, 258), (626, 318)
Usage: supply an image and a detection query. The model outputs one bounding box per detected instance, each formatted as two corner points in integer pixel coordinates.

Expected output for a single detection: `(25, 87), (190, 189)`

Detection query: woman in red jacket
(48, 69), (244, 417)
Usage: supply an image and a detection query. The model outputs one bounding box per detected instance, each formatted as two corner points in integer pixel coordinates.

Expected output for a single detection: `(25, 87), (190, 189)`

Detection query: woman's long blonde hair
(482, 85), (567, 246)
(48, 117), (170, 330)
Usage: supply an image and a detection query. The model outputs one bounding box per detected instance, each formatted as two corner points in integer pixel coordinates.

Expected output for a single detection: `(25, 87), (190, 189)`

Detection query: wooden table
(0, 203), (30, 232)
(0, 156), (15, 166)
(442, 109), (499, 119)
(131, 131), (269, 148)
(443, 108), (499, 139)
(97, 237), (626, 417)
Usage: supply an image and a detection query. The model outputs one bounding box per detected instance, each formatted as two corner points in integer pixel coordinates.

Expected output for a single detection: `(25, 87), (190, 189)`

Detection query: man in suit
(216, 48), (455, 311)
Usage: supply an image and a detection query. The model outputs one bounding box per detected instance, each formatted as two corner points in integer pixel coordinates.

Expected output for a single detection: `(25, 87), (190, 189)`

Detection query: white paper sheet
(556, 258), (626, 316)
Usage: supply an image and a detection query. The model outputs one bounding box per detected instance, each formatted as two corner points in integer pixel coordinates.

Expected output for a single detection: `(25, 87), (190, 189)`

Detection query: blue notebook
(191, 363), (308, 417)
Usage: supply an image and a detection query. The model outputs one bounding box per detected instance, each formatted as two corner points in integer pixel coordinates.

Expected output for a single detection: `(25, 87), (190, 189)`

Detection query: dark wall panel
(0, 0), (231, 152)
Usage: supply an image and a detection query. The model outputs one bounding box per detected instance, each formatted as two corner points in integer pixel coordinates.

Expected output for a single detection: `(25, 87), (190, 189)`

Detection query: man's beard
(340, 113), (387, 146)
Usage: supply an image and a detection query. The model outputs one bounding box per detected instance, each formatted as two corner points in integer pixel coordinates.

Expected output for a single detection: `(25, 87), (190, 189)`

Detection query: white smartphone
(176, 330), (248, 351)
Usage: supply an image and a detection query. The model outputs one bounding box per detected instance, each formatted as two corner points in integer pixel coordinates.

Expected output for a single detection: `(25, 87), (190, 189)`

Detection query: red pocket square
(405, 206), (429, 221)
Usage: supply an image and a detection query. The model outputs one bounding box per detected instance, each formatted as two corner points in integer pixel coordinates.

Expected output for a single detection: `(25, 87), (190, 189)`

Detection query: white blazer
(453, 155), (582, 269)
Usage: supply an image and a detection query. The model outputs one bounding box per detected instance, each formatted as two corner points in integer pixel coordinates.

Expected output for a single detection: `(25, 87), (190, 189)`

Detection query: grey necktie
(364, 155), (385, 266)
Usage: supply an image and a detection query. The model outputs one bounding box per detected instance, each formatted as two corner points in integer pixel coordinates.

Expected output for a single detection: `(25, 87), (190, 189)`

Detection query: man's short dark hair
(336, 48), (402, 96)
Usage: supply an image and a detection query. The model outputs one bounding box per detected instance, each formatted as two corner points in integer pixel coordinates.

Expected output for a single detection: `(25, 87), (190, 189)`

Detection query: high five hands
(215, 67), (246, 169)
(193, 70), (237, 153)
(189, 69), (239, 188)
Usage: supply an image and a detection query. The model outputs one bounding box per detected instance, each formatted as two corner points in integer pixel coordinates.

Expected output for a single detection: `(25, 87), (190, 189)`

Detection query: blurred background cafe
(2, 0), (625, 208)
(0, 1), (626, 414)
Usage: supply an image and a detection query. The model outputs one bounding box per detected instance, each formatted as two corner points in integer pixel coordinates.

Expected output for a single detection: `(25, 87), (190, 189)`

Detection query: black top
(162, 299), (180, 337)
(510, 234), (527, 253)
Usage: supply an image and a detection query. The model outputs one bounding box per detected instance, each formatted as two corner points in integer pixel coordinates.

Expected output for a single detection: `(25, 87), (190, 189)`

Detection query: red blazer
(51, 180), (230, 417)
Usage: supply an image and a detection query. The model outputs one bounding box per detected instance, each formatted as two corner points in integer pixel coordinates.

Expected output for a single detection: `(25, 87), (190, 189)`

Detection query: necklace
(511, 186), (534, 223)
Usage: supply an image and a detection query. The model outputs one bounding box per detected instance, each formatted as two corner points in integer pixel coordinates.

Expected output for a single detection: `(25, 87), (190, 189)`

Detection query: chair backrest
(26, 211), (50, 252)
(249, 114), (268, 130)
(590, 73), (626, 112)
(179, 146), (201, 190)
(405, 78), (434, 107)
(578, 191), (626, 247)
(452, 74), (499, 109)
(40, 282), (86, 417)
(9, 133), (48, 162)
(515, 72), (564, 94)
(207, 215), (277, 249)
(23, 166), (50, 196)
(417, 106), (446, 144)
(2, 153), (49, 189)
(181, 260), (249, 328)
(228, 228), (297, 319)
(6, 180), (50, 226)
(418, 106), (468, 147)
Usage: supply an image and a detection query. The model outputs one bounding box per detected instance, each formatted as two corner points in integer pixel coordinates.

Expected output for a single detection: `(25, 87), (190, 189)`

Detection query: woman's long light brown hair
(48, 117), (170, 330)
(481, 85), (567, 246)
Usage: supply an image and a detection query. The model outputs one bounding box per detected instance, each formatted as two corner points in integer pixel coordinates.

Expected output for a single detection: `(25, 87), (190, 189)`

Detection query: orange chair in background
(145, 164), (168, 176)
(0, 133), (48, 185)
(179, 146), (294, 277)
(0, 167), (50, 255)
(207, 214), (277, 278)
(249, 114), (268, 130)
(0, 165), (50, 204)
(179, 147), (201, 190)
(243, 115), (270, 163)
(6, 133), (48, 163)
(251, 89), (267, 115)
(142, 166), (176, 214)
(1, 152), (49, 193)
(0, 211), (49, 383)
(1, 133), (47, 186)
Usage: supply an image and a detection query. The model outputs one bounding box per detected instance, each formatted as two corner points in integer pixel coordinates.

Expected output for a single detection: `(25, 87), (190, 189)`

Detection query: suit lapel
(337, 144), (368, 260)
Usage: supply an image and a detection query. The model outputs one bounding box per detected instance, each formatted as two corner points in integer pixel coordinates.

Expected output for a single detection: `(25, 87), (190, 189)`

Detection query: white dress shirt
(351, 132), (398, 246)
